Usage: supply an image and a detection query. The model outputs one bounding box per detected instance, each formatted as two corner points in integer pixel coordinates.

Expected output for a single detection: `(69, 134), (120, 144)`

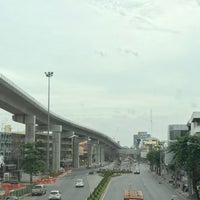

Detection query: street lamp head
(45, 72), (54, 77)
(69, 134), (78, 139)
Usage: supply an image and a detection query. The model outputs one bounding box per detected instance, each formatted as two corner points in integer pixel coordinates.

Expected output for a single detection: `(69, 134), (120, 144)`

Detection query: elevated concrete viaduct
(0, 74), (121, 171)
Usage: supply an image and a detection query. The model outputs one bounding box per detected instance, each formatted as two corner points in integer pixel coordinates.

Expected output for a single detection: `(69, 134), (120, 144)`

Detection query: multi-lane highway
(22, 162), (185, 200)
(102, 163), (184, 200)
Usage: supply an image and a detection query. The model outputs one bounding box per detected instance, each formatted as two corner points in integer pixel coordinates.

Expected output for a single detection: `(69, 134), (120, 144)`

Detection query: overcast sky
(0, 0), (200, 147)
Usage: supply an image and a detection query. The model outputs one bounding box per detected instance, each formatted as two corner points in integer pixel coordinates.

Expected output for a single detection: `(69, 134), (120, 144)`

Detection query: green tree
(168, 135), (200, 199)
(21, 141), (45, 183)
(146, 149), (160, 174)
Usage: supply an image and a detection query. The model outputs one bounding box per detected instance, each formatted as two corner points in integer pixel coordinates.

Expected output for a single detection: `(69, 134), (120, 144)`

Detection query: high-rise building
(168, 124), (188, 140)
(133, 131), (151, 147)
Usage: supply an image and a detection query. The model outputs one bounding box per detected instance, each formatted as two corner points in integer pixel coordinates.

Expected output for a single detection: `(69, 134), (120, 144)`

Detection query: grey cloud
(118, 48), (139, 57)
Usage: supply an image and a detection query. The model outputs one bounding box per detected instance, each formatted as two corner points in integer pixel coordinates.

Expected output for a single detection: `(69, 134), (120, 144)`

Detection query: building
(187, 112), (200, 136)
(0, 126), (82, 170)
(0, 129), (20, 180)
(133, 132), (151, 148)
(140, 137), (159, 159)
(168, 124), (188, 140)
(0, 131), (12, 163)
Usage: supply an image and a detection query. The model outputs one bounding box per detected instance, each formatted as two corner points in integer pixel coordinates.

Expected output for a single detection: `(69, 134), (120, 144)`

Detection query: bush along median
(87, 168), (132, 200)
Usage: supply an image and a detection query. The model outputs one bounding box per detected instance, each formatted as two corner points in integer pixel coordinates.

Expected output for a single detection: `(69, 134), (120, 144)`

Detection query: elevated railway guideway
(0, 74), (121, 171)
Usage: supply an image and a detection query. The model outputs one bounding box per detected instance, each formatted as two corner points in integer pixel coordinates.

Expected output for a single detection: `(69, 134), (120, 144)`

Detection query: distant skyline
(1, 0), (200, 146)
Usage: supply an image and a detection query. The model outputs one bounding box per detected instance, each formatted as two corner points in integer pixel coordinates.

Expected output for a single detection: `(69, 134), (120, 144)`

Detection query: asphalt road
(102, 163), (184, 200)
(21, 162), (186, 200)
(22, 168), (102, 200)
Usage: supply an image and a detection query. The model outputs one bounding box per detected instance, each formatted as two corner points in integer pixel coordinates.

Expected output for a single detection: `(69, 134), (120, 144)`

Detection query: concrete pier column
(67, 131), (80, 168)
(100, 147), (105, 164)
(96, 143), (101, 165)
(110, 148), (116, 161)
(91, 144), (95, 166)
(91, 143), (98, 166)
(87, 141), (92, 168)
(73, 137), (80, 168)
(13, 114), (36, 143)
(25, 115), (36, 143)
(52, 125), (62, 172)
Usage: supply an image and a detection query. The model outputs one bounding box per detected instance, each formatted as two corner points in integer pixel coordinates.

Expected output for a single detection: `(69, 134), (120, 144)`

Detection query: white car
(75, 179), (84, 187)
(134, 167), (140, 174)
(5, 197), (19, 200)
(48, 190), (62, 200)
(31, 184), (46, 196)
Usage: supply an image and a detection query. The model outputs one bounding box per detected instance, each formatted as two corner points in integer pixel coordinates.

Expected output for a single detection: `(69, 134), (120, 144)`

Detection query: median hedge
(87, 169), (132, 200)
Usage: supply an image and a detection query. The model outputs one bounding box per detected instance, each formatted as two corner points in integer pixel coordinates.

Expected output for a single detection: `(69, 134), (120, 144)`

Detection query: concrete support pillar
(73, 137), (79, 168)
(52, 125), (62, 172)
(101, 147), (105, 164)
(91, 144), (95, 165)
(25, 115), (36, 143)
(67, 131), (79, 168)
(87, 141), (92, 168)
(13, 114), (36, 143)
(105, 146), (111, 162)
(96, 143), (101, 165)
(92, 143), (99, 165)
(110, 148), (115, 162)
(96, 145), (99, 164)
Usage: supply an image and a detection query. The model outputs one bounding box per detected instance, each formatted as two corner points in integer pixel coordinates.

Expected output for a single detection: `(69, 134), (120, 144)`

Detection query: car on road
(31, 184), (46, 196)
(134, 168), (140, 174)
(75, 178), (84, 187)
(48, 190), (62, 200)
(89, 170), (95, 175)
(5, 196), (19, 200)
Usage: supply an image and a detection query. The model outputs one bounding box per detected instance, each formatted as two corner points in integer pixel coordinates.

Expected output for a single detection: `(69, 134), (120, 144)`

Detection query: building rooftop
(188, 112), (200, 124)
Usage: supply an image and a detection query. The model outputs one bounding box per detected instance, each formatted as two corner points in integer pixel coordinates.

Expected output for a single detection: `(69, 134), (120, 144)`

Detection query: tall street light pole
(45, 71), (53, 173)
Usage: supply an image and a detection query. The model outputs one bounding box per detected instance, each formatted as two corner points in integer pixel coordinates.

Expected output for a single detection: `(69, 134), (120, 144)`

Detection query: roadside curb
(158, 175), (189, 200)
(57, 170), (72, 179)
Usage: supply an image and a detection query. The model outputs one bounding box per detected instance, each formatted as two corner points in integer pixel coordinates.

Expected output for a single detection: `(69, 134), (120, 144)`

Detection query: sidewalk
(158, 174), (190, 200)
